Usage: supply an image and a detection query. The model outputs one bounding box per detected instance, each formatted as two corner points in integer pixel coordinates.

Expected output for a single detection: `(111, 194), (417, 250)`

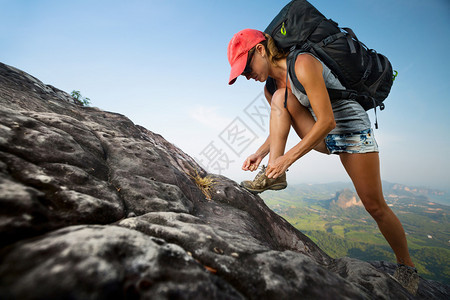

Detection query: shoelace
(397, 263), (418, 273)
(254, 165), (267, 181)
(255, 164), (289, 179)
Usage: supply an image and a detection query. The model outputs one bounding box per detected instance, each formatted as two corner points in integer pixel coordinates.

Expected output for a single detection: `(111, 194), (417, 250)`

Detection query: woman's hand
(242, 154), (263, 171)
(266, 155), (292, 178)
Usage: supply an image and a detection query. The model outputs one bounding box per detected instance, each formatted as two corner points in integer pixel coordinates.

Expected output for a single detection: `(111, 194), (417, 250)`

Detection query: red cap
(227, 29), (266, 85)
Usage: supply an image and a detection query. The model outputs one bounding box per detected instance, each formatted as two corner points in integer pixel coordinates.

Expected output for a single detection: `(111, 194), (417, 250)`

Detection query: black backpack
(264, 0), (396, 128)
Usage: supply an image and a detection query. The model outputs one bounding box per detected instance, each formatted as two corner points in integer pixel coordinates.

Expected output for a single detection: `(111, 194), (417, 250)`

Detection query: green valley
(260, 182), (450, 284)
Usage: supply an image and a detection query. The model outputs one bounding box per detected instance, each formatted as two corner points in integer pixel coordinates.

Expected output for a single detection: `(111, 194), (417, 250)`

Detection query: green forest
(261, 183), (450, 284)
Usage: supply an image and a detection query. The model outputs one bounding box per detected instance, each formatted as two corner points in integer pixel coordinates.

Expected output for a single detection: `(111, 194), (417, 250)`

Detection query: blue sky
(1, 0), (449, 190)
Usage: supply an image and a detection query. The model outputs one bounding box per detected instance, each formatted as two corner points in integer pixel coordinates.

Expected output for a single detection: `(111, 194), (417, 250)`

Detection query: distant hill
(260, 181), (450, 205)
(329, 189), (363, 209)
(261, 182), (450, 284)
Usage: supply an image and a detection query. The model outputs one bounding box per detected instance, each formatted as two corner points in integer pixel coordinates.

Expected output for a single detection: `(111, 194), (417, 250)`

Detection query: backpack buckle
(322, 36), (334, 46)
(300, 43), (311, 52)
(348, 92), (358, 100)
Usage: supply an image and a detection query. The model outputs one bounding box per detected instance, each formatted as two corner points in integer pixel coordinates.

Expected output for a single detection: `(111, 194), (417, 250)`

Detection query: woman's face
(242, 45), (269, 83)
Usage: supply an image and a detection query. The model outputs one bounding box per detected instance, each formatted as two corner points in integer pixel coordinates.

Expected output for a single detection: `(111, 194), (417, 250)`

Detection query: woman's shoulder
(293, 52), (324, 84)
(294, 52), (322, 69)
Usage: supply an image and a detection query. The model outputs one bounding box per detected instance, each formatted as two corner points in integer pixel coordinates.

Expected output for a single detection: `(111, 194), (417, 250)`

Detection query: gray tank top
(288, 53), (371, 134)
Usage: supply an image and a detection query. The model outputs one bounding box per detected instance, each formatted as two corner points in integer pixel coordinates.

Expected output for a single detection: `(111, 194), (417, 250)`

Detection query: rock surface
(0, 62), (448, 299)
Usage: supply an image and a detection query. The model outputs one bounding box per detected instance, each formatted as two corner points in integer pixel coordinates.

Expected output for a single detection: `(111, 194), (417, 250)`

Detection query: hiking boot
(393, 264), (419, 296)
(240, 165), (287, 194)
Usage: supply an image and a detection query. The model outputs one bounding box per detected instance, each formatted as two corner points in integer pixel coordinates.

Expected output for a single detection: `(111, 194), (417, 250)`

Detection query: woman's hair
(249, 33), (288, 66)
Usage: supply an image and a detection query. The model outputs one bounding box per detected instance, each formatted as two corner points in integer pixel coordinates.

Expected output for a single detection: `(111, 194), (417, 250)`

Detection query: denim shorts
(325, 128), (379, 154)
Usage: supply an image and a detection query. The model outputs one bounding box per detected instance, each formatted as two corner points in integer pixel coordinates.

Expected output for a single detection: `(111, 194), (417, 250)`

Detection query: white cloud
(188, 105), (233, 131)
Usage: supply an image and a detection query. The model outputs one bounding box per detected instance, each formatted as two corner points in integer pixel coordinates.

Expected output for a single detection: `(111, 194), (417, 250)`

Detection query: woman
(227, 28), (419, 294)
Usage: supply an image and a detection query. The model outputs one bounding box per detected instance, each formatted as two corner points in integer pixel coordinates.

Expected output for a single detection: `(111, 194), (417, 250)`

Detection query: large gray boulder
(0, 62), (448, 299)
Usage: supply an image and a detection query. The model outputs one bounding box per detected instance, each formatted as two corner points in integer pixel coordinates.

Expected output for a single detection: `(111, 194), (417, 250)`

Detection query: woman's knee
(271, 88), (288, 109)
(271, 88), (302, 114)
(363, 199), (390, 221)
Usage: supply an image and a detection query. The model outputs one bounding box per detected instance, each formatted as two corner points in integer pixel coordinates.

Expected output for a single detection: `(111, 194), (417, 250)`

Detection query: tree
(71, 90), (91, 106)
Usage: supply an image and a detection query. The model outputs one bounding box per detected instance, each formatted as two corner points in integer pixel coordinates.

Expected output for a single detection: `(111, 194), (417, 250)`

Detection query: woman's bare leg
(339, 152), (414, 267)
(268, 89), (328, 164)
